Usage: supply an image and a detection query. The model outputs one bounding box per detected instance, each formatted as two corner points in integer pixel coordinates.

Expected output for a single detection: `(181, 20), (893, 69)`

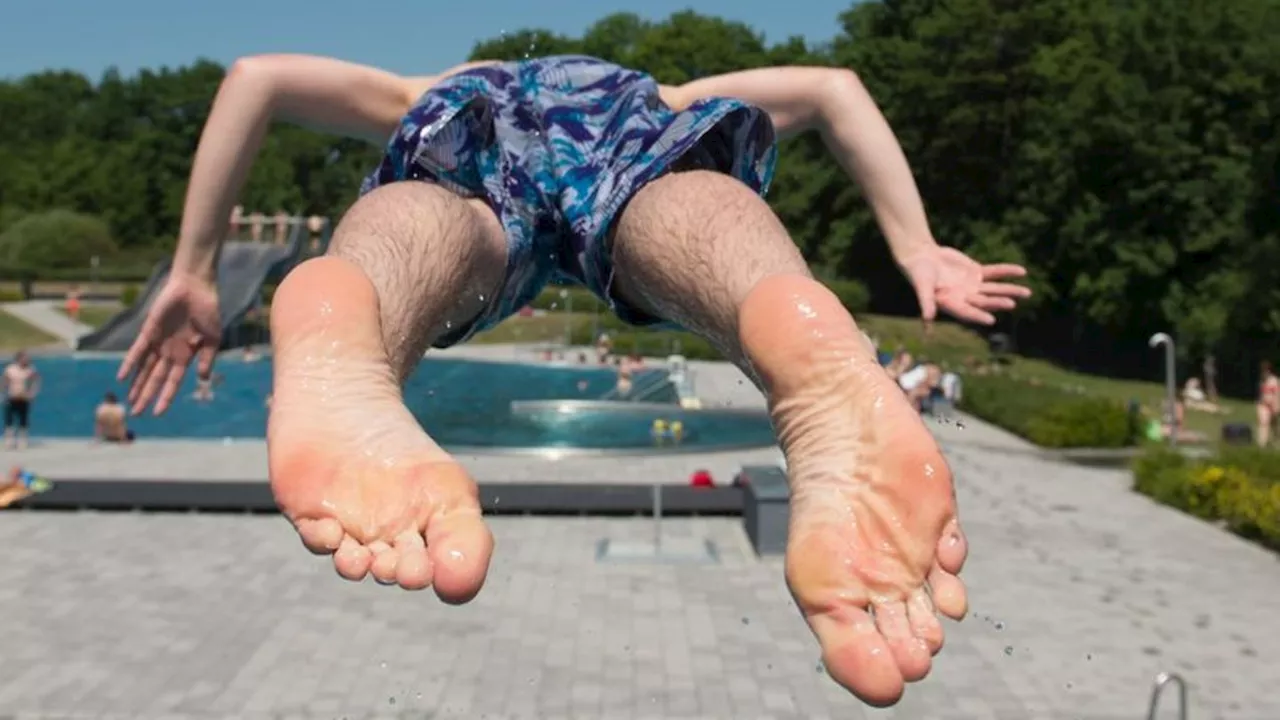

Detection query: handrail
(1146, 672), (1188, 720)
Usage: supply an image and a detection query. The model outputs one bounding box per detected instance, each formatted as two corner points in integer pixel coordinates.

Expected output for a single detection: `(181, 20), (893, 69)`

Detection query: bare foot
(267, 257), (493, 602)
(740, 275), (968, 707)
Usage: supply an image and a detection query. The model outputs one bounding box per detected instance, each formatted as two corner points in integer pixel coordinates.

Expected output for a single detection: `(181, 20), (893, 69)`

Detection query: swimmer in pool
(118, 54), (1030, 707)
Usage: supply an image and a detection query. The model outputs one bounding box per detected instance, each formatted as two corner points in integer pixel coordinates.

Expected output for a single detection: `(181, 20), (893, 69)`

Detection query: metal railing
(1145, 672), (1188, 720)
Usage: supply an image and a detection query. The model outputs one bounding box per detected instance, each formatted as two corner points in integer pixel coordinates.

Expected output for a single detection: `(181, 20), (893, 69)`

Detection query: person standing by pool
(3, 350), (40, 450)
(118, 53), (1031, 707)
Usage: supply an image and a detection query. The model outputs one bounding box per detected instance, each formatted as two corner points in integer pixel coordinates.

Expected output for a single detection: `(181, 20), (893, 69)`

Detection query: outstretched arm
(661, 66), (937, 263)
(172, 55), (494, 280)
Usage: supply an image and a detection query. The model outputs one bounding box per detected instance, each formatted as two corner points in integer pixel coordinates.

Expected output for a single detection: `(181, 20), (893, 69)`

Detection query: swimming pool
(11, 355), (776, 452)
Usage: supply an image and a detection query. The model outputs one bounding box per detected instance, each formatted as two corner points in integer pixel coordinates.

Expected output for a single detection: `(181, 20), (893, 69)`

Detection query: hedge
(960, 373), (1138, 448)
(1132, 445), (1280, 549)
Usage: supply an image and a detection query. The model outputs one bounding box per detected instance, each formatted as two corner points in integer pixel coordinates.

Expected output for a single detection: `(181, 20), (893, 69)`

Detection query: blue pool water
(12, 355), (776, 450)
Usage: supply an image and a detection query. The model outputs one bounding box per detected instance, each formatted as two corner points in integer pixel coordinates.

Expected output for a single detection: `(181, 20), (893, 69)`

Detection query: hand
(117, 272), (222, 415)
(897, 246), (1032, 326)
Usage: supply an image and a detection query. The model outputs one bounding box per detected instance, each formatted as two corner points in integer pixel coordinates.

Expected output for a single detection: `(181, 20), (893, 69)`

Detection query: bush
(0, 209), (118, 271)
(825, 278), (870, 314)
(960, 373), (1136, 448)
(1132, 445), (1280, 549)
(120, 284), (140, 307)
(0, 287), (22, 302)
(528, 284), (606, 313)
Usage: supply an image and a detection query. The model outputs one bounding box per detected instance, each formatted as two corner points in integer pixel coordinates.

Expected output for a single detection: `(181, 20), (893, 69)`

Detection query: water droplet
(741, 617), (749, 625)
(1086, 653), (1093, 661)
(416, 693), (423, 699)
(1066, 682), (1073, 689)
(478, 293), (486, 302)
(388, 696), (396, 705)
(380, 661), (387, 669)
(1003, 646), (1014, 656)
(994, 621), (1005, 630)
(445, 320), (453, 330)
(956, 421), (966, 429)
(815, 661), (825, 674)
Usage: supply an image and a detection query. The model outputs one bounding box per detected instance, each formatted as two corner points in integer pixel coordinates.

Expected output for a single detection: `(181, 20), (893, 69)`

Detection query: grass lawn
(0, 310), (57, 353)
(470, 312), (596, 345)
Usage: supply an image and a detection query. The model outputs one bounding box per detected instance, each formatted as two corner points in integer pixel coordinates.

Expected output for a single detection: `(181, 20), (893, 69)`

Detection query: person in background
(1203, 354), (1218, 403)
(65, 285), (83, 322)
(94, 392), (135, 444)
(1257, 361), (1279, 446)
(3, 350), (40, 450)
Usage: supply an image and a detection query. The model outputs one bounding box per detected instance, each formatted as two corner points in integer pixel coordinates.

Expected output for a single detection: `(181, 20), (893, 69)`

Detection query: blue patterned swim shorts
(361, 54), (777, 347)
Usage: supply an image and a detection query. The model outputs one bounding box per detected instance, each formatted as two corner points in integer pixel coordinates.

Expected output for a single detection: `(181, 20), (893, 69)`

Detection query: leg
(268, 181), (506, 601)
(2, 403), (12, 449)
(1257, 404), (1270, 446)
(609, 170), (968, 707)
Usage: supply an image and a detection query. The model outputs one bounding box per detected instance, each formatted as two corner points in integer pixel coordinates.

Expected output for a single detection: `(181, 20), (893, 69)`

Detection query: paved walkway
(1, 360), (1277, 718)
(2, 300), (92, 345)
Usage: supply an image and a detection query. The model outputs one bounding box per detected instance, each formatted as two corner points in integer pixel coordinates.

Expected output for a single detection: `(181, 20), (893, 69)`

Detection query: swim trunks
(361, 54), (778, 347)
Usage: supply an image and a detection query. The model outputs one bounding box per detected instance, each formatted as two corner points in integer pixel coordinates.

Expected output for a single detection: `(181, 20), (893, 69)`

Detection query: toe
(368, 540), (399, 584)
(873, 599), (933, 682)
(906, 587), (944, 654)
(295, 517), (344, 554)
(810, 608), (904, 707)
(928, 563), (968, 620)
(394, 531), (433, 591)
(333, 535), (372, 581)
(426, 510), (494, 604)
(935, 519), (967, 574)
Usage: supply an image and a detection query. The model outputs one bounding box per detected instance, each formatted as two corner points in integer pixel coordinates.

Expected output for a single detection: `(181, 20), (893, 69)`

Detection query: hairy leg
(268, 181), (506, 601)
(610, 170), (968, 707)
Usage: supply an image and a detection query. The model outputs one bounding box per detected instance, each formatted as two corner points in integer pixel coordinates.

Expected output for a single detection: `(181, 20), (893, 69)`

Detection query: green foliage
(825, 279), (870, 314)
(527, 285), (607, 313)
(0, 209), (117, 270)
(960, 374), (1136, 448)
(1132, 445), (1280, 549)
(0, 288), (23, 302)
(120, 284), (140, 307)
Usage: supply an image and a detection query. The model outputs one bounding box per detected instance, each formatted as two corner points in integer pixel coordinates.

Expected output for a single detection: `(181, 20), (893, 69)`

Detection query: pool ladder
(1145, 672), (1188, 720)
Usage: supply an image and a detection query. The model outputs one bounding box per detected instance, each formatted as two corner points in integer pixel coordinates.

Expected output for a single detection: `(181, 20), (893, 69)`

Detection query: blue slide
(77, 226), (305, 352)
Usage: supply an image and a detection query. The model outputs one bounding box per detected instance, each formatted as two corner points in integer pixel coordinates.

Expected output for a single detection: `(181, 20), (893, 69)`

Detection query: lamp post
(1148, 332), (1177, 446)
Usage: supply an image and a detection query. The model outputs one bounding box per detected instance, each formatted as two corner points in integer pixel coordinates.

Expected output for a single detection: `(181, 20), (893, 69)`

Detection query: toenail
(374, 577), (396, 586)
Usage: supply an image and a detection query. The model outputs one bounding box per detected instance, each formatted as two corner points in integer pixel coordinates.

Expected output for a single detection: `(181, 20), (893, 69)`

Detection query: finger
(970, 295), (1017, 311)
(979, 282), (1032, 298)
(196, 345), (218, 380)
(128, 354), (160, 411)
(943, 302), (996, 326)
(118, 337), (153, 381)
(980, 263), (1027, 280)
(910, 271), (938, 324)
(154, 360), (189, 415)
(135, 357), (172, 414)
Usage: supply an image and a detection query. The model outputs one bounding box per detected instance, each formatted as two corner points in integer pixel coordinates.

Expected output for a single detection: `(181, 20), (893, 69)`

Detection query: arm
(172, 54), (470, 280)
(661, 66), (938, 262)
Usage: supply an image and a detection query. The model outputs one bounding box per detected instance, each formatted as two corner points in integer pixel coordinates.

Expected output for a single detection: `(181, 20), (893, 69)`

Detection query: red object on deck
(689, 469), (714, 488)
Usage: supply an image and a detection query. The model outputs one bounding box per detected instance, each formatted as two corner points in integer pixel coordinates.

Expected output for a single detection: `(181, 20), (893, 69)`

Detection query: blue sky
(1, 0), (855, 80)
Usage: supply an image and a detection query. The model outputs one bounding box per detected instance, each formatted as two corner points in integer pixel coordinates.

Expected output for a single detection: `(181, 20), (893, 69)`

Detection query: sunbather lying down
(119, 53), (1030, 707)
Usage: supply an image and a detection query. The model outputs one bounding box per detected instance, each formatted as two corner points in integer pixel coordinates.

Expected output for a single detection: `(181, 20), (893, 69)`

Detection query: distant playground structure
(75, 208), (331, 353)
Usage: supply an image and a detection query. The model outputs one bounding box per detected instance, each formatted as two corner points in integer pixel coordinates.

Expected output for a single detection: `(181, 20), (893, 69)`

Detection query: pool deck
(3, 352), (1279, 718)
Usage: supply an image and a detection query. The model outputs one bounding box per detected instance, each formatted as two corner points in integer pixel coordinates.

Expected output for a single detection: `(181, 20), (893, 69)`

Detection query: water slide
(77, 224), (306, 352)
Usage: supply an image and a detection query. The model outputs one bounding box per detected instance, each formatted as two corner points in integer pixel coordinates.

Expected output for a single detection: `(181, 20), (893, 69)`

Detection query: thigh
(326, 181), (512, 354)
